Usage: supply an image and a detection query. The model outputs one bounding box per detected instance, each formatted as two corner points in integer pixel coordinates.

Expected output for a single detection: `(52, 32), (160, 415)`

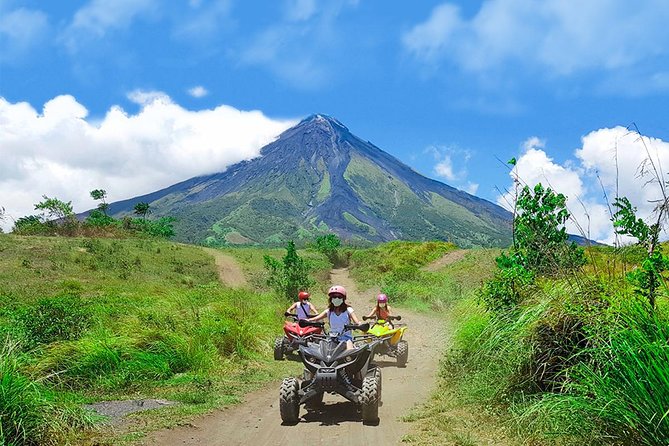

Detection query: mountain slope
(106, 115), (512, 247)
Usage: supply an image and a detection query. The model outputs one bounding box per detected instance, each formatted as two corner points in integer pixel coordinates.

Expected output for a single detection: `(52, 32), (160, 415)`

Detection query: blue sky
(1, 0), (669, 241)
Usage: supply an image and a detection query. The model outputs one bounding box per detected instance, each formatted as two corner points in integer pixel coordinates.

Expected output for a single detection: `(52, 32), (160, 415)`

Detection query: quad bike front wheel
(279, 377), (300, 423)
(396, 340), (409, 368)
(273, 337), (284, 361)
(360, 372), (380, 424)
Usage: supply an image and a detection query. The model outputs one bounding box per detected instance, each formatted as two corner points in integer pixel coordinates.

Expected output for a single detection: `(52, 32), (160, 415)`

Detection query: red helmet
(377, 293), (388, 304)
(328, 285), (347, 298)
(298, 291), (310, 301)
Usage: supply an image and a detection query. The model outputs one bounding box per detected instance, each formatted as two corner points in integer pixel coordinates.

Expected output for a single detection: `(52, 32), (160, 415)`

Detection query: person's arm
(386, 305), (392, 316)
(308, 302), (318, 315)
(349, 308), (361, 325)
(307, 309), (328, 322)
(365, 308), (376, 319)
(286, 302), (297, 313)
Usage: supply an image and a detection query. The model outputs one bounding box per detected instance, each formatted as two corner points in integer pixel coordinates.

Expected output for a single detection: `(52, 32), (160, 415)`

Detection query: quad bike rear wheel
(396, 340), (409, 368)
(273, 337), (284, 361)
(360, 372), (380, 424)
(279, 377), (300, 423)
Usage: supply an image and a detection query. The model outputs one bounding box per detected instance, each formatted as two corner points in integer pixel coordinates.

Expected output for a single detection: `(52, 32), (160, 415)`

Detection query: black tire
(274, 337), (284, 361)
(279, 377), (300, 423)
(374, 367), (382, 400)
(396, 340), (408, 368)
(360, 373), (380, 424)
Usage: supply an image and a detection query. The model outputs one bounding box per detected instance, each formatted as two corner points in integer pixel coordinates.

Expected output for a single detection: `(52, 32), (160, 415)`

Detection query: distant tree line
(9, 189), (174, 238)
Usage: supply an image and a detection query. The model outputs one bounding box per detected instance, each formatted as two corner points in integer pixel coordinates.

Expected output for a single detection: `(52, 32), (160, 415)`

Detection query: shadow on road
(301, 401), (369, 426)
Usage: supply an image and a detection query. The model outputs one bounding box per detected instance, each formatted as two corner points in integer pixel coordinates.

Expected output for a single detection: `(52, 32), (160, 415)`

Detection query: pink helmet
(328, 285), (347, 299)
(377, 293), (388, 304)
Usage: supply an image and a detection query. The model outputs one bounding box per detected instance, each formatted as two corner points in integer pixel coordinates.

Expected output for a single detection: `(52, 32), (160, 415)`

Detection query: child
(307, 285), (361, 349)
(366, 293), (392, 321)
(286, 291), (317, 320)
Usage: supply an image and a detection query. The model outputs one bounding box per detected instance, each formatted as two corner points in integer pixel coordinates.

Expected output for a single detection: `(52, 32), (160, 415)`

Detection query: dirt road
(202, 247), (248, 288)
(146, 268), (448, 446)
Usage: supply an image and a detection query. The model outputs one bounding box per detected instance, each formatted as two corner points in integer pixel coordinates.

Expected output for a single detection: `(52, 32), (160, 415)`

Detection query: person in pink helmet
(366, 293), (392, 321)
(307, 285), (361, 349)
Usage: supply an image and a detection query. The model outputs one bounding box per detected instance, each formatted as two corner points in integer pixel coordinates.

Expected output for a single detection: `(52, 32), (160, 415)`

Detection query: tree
(314, 234), (341, 264)
(512, 183), (585, 275)
(90, 189), (109, 215)
(613, 196), (668, 309)
(264, 241), (315, 300)
(34, 195), (74, 223)
(133, 202), (151, 220)
(0, 206), (5, 233)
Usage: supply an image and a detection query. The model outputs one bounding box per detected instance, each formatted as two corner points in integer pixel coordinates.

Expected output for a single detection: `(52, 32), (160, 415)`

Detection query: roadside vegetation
(402, 173), (669, 444)
(0, 236), (331, 445)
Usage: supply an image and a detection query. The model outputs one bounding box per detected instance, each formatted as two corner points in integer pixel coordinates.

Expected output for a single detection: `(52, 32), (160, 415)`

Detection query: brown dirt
(202, 247), (248, 288)
(422, 250), (467, 272)
(144, 268), (448, 446)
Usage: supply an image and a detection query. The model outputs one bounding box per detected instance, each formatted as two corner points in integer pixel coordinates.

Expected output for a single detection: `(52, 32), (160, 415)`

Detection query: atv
(274, 312), (322, 360)
(362, 315), (408, 367)
(278, 320), (383, 425)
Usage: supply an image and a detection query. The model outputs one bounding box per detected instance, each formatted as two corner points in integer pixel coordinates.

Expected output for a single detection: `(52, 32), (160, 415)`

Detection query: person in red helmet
(307, 285), (361, 349)
(286, 291), (317, 320)
(366, 293), (392, 321)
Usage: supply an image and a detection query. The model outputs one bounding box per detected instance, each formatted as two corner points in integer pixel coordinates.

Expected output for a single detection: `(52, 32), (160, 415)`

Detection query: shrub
(264, 241), (315, 300)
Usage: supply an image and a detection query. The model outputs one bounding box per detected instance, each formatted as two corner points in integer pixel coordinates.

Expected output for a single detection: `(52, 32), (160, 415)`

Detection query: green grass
(0, 234), (308, 444)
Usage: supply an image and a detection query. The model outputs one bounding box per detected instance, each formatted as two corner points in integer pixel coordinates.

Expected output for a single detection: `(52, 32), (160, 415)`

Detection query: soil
(202, 247), (248, 288)
(86, 399), (176, 425)
(144, 267), (449, 446)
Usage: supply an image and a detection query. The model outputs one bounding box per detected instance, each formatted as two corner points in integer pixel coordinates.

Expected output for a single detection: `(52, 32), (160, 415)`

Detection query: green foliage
(264, 241), (315, 300)
(514, 183), (586, 275)
(34, 195), (74, 222)
(134, 201), (151, 219)
(479, 254), (534, 312)
(85, 208), (116, 227)
(131, 216), (176, 238)
(90, 189), (109, 215)
(314, 233), (341, 264)
(12, 215), (44, 234)
(613, 196), (667, 308)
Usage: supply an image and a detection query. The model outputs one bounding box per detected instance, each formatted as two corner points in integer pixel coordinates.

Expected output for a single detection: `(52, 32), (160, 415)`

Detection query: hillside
(103, 115), (512, 248)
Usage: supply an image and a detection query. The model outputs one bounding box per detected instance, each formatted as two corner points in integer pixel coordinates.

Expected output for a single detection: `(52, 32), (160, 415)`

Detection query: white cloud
(0, 7), (49, 62)
(499, 130), (669, 244)
(187, 86), (209, 98)
(240, 1), (357, 88)
(403, 0), (669, 88)
(61, 0), (157, 52)
(464, 182), (479, 195)
(434, 155), (456, 181)
(0, 94), (297, 231)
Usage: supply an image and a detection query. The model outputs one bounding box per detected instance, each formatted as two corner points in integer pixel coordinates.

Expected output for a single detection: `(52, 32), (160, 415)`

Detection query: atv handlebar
(363, 315), (402, 321)
(344, 322), (370, 332)
(298, 319), (325, 328)
(285, 312), (316, 319)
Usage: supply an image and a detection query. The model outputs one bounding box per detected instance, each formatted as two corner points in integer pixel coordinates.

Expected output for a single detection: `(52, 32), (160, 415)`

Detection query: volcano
(106, 114), (512, 247)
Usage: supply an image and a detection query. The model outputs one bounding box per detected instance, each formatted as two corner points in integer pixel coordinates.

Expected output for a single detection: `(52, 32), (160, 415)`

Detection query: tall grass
(0, 339), (93, 445)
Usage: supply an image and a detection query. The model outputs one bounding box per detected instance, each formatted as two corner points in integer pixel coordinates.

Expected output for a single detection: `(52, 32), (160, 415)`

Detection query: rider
(366, 293), (392, 321)
(307, 285), (361, 349)
(286, 291), (317, 320)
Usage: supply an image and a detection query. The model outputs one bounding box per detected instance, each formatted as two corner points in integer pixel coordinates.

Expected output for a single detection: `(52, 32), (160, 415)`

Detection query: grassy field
(0, 235), (327, 445)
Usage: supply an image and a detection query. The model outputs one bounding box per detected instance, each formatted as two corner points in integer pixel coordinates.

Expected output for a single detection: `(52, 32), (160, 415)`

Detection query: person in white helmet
(307, 285), (361, 349)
